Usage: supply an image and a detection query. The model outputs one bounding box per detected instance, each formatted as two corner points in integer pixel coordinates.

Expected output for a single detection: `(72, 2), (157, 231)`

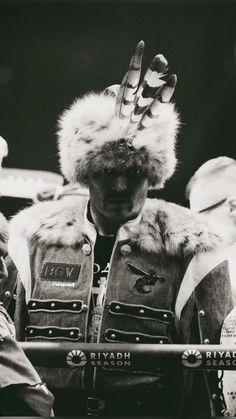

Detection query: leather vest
(10, 197), (233, 414)
(24, 236), (190, 392)
(26, 238), (190, 342)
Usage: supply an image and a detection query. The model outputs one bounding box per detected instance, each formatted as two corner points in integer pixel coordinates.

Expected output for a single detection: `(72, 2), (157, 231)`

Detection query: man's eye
(128, 168), (142, 176)
(101, 168), (112, 175)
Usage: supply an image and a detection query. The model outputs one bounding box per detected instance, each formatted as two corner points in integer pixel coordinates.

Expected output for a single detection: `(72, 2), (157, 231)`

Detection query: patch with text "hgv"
(41, 262), (81, 282)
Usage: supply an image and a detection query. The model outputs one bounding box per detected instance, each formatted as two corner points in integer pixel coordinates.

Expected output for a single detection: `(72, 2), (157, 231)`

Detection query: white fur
(10, 198), (225, 257)
(57, 93), (179, 187)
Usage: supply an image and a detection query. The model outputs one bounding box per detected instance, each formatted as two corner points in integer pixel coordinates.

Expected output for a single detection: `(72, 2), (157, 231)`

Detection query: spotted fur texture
(57, 92), (179, 189)
(10, 198), (225, 257)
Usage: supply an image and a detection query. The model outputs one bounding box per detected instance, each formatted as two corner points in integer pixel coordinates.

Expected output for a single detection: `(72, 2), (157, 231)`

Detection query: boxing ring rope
(20, 343), (236, 370)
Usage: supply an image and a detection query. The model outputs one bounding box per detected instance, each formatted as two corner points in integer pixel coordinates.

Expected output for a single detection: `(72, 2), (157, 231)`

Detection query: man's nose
(112, 175), (128, 192)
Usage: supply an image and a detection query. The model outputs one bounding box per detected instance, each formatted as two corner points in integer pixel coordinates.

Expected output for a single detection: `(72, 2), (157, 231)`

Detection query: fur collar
(10, 197), (225, 257)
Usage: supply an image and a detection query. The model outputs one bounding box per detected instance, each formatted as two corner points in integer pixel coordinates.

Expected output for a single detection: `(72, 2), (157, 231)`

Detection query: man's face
(87, 168), (149, 223)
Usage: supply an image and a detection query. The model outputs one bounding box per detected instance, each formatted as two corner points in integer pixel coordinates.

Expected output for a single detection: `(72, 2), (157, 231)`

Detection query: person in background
(186, 156), (236, 302)
(0, 135), (54, 416)
(34, 182), (88, 203)
(0, 304), (54, 416)
(8, 42), (233, 416)
(186, 155), (236, 416)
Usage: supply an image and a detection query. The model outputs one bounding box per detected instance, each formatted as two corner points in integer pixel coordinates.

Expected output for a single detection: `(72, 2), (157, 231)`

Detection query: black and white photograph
(0, 0), (236, 417)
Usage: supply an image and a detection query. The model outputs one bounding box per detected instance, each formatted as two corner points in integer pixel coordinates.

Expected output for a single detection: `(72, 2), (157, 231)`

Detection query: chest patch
(41, 262), (81, 282)
(127, 263), (166, 294)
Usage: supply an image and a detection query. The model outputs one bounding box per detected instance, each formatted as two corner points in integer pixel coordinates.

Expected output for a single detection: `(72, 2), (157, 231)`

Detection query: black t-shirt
(93, 235), (115, 288)
(88, 234), (115, 343)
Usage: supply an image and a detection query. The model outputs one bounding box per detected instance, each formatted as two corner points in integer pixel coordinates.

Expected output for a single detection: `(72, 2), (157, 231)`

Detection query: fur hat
(186, 156), (236, 212)
(57, 41), (179, 189)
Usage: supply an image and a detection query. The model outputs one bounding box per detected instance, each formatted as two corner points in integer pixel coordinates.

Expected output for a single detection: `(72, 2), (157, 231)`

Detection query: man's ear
(227, 196), (236, 217)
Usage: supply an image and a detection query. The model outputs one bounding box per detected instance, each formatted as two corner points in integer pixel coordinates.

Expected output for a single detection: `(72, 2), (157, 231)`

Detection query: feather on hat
(57, 41), (179, 189)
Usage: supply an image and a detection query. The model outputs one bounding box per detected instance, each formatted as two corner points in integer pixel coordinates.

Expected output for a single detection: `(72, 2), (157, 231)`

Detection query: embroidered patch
(41, 263), (81, 282)
(134, 276), (158, 294)
(127, 263), (166, 294)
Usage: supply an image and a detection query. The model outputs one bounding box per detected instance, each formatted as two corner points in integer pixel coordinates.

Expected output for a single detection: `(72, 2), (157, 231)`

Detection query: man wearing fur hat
(8, 42), (233, 416)
(186, 156), (236, 416)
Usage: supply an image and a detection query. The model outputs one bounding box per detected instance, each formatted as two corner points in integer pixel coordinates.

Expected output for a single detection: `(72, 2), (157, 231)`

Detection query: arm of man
(219, 245), (236, 416)
(176, 248), (234, 416)
(0, 305), (54, 416)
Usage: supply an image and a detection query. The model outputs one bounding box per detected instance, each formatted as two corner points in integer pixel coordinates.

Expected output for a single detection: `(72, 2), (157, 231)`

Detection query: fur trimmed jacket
(8, 197), (233, 416)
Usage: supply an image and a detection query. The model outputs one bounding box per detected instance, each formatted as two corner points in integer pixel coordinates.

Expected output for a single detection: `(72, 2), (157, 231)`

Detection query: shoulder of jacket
(9, 197), (88, 246)
(134, 198), (227, 256)
(9, 197), (227, 256)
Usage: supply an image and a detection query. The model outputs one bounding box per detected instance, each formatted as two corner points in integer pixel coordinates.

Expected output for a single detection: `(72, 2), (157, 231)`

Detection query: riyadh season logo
(90, 352), (131, 367)
(66, 350), (131, 368)
(66, 350), (87, 367)
(182, 349), (236, 368)
(182, 349), (203, 368)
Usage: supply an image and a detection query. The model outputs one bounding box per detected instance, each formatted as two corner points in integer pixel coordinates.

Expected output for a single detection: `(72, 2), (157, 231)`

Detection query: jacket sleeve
(0, 305), (54, 416)
(0, 253), (28, 340)
(220, 246), (236, 416)
(7, 232), (32, 340)
(194, 258), (233, 344)
(0, 256), (17, 309)
(176, 249), (233, 344)
(14, 275), (29, 341)
(177, 251), (234, 416)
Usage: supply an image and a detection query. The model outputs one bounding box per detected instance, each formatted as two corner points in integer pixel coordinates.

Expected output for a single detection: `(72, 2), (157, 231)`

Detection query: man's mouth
(107, 197), (130, 205)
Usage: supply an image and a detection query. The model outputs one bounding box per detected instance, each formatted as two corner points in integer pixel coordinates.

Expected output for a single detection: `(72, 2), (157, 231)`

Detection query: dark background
(0, 1), (235, 211)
